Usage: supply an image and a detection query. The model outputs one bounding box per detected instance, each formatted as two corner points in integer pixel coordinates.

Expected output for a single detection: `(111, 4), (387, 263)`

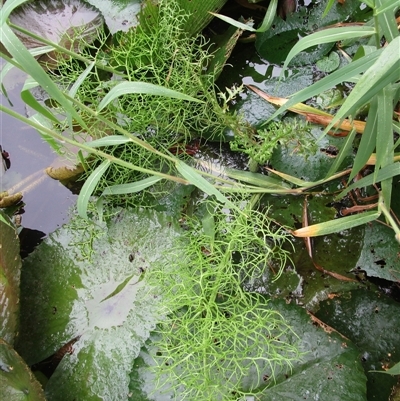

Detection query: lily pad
(0, 212), (21, 345)
(9, 0), (104, 68)
(261, 194), (363, 309)
(0, 338), (46, 401)
(85, 0), (142, 34)
(16, 208), (182, 401)
(355, 221), (400, 282)
(316, 51), (341, 73)
(316, 289), (400, 400)
(129, 300), (367, 400)
(269, 127), (353, 183)
(234, 68), (313, 127)
(255, 0), (362, 66)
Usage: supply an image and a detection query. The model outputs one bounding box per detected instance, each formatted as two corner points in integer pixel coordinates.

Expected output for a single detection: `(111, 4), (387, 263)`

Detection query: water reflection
(0, 78), (77, 235)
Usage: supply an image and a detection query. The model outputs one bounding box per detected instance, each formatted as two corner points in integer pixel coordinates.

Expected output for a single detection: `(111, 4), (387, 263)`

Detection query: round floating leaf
(316, 51), (341, 73)
(0, 338), (46, 401)
(354, 222), (400, 282)
(129, 300), (367, 400)
(316, 289), (400, 400)
(255, 0), (362, 66)
(85, 0), (142, 34)
(0, 212), (21, 344)
(9, 0), (104, 66)
(16, 209), (182, 401)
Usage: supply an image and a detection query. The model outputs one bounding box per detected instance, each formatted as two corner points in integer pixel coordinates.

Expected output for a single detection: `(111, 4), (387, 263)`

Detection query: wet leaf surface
(354, 222), (400, 281)
(128, 300), (367, 401)
(85, 0), (142, 33)
(316, 289), (400, 401)
(9, 0), (104, 67)
(235, 68), (314, 127)
(0, 212), (21, 344)
(16, 208), (182, 401)
(255, 0), (364, 66)
(316, 51), (341, 73)
(0, 338), (46, 401)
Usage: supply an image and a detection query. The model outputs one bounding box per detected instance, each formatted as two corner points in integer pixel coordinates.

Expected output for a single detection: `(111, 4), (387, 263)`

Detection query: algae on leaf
(16, 208), (182, 401)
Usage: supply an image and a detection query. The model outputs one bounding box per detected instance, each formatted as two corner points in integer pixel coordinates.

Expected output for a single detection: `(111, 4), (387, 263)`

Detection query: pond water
(1, 74), (77, 235)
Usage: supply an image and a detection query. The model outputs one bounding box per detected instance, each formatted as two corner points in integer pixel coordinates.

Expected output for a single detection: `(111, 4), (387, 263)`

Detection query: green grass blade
(98, 82), (203, 112)
(67, 61), (95, 127)
(337, 162), (400, 199)
(0, 0), (29, 25)
(0, 46), (53, 93)
(258, 0), (278, 32)
(69, 62), (95, 98)
(266, 168), (314, 186)
(326, 128), (357, 177)
(77, 160), (111, 219)
(102, 176), (162, 195)
(322, 0), (336, 18)
(266, 50), (381, 122)
(282, 26), (375, 73)
(176, 160), (237, 209)
(323, 36), (400, 134)
(293, 210), (380, 237)
(376, 0), (399, 42)
(209, 12), (256, 32)
(376, 0), (400, 15)
(0, 23), (85, 126)
(376, 86), (395, 209)
(225, 168), (292, 190)
(20, 77), (59, 123)
(348, 98), (379, 182)
(85, 136), (132, 148)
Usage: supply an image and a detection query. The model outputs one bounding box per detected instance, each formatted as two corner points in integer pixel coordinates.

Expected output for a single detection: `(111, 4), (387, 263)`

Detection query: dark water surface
(1, 74), (77, 235)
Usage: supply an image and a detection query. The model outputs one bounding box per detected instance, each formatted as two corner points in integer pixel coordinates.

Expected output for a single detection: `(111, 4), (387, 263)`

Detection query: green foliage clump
(49, 0), (246, 207)
(230, 118), (318, 165)
(147, 199), (300, 400)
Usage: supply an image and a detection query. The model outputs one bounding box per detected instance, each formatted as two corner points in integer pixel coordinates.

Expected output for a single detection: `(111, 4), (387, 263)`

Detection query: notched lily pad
(16, 208), (182, 401)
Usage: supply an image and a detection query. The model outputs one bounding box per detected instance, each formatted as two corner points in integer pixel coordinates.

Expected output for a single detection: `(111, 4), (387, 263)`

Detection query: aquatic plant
(147, 197), (300, 400)
(0, 0), (250, 215)
(215, 0), (400, 241)
(230, 118), (318, 165)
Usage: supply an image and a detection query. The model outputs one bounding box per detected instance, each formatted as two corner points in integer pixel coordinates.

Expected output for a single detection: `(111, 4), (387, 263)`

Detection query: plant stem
(0, 104), (188, 183)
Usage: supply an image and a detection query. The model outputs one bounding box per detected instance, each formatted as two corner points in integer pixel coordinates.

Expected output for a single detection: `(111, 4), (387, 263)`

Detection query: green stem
(379, 195), (400, 244)
(372, 1), (381, 49)
(0, 104), (188, 184)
